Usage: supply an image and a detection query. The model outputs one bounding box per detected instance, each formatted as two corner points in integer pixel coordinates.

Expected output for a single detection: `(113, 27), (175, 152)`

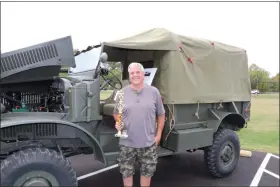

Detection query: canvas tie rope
(194, 101), (200, 120)
(165, 104), (175, 141)
(244, 101), (251, 122)
(217, 100), (223, 109)
(245, 101), (251, 112)
(179, 44), (193, 64)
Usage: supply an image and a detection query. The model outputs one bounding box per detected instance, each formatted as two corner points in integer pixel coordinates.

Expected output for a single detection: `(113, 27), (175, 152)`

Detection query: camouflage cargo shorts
(117, 143), (158, 178)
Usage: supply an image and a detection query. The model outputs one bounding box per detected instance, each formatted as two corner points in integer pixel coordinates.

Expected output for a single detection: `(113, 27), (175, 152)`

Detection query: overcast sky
(1, 2), (279, 76)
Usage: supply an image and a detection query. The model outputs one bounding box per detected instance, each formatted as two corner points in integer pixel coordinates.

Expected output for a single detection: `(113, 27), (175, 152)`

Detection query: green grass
(59, 72), (68, 77)
(101, 90), (279, 154)
(237, 93), (279, 154)
(100, 90), (114, 100)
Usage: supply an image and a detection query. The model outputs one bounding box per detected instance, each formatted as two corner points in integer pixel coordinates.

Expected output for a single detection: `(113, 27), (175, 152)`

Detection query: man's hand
(113, 114), (121, 131)
(115, 122), (121, 131)
(155, 114), (165, 146)
(155, 135), (161, 146)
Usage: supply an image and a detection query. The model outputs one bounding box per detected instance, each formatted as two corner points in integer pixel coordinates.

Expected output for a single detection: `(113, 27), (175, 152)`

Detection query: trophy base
(115, 132), (128, 139)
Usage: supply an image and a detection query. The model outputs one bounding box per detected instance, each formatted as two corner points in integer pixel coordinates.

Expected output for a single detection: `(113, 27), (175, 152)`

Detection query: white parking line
(271, 154), (279, 159)
(77, 164), (119, 181)
(250, 153), (271, 186)
(263, 169), (280, 179)
(250, 153), (279, 187)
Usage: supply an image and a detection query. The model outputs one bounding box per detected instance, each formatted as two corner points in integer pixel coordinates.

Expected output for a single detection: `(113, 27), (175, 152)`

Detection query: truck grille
(1, 123), (58, 138)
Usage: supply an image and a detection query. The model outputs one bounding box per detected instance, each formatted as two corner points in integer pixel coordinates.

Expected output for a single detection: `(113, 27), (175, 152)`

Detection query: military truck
(0, 28), (251, 186)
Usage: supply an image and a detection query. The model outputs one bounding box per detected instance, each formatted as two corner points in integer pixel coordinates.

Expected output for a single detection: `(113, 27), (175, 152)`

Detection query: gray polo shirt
(113, 84), (165, 148)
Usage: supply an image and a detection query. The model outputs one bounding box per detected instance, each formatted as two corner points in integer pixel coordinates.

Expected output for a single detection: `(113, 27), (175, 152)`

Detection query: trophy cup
(114, 89), (128, 139)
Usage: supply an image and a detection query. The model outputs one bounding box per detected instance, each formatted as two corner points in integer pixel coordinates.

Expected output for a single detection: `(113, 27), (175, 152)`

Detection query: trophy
(114, 89), (128, 139)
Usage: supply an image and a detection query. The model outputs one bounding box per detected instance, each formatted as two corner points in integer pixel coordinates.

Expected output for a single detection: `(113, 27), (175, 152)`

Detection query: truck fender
(208, 109), (246, 131)
(1, 117), (107, 165)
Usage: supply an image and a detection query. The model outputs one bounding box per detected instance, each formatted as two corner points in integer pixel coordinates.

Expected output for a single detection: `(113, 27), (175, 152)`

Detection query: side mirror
(100, 52), (108, 64)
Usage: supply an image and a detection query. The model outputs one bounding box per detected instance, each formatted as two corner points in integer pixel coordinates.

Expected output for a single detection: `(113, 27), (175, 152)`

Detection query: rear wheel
(204, 128), (240, 178)
(1, 147), (78, 187)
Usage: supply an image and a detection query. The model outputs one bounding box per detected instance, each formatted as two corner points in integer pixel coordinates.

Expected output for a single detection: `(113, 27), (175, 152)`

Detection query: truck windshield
(69, 46), (101, 73)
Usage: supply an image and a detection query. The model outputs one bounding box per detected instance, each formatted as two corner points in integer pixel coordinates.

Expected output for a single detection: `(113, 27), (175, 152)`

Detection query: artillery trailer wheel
(1, 147), (78, 187)
(204, 128), (240, 178)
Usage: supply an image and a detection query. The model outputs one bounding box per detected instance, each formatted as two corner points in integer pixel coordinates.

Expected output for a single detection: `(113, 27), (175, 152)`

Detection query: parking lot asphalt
(69, 150), (279, 187)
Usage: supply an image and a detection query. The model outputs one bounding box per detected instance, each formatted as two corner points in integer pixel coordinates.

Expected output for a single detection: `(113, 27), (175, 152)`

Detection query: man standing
(113, 62), (165, 187)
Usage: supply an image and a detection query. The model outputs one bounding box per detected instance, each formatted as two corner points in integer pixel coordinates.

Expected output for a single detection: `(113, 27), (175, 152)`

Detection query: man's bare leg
(140, 176), (151, 187)
(123, 176), (133, 187)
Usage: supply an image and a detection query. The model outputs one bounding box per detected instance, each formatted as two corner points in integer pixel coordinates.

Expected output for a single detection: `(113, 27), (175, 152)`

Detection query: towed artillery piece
(0, 28), (251, 186)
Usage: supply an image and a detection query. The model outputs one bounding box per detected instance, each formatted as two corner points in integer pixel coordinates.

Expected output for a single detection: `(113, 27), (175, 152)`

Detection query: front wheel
(1, 147), (78, 187)
(204, 128), (240, 178)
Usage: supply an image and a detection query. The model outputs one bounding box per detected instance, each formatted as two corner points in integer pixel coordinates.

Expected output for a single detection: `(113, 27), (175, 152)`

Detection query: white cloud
(1, 2), (279, 76)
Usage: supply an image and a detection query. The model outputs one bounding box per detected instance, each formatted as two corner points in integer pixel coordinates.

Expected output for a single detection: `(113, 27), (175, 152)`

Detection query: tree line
(249, 64), (279, 93)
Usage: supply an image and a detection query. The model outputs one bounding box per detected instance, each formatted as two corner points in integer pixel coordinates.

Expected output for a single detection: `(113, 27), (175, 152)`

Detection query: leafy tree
(249, 64), (279, 92)
(73, 49), (79, 54)
(249, 64), (270, 92)
(270, 73), (279, 92)
(272, 73), (279, 82)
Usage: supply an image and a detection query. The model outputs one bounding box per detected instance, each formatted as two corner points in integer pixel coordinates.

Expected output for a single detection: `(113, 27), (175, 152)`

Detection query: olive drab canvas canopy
(102, 28), (251, 104)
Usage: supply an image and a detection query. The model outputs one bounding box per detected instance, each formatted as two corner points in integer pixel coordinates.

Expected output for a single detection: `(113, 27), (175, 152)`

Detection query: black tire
(1, 147), (78, 187)
(204, 128), (240, 178)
